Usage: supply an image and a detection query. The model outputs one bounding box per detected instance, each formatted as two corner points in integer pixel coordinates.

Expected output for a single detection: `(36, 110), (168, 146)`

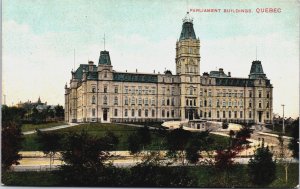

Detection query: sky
(2, 0), (299, 118)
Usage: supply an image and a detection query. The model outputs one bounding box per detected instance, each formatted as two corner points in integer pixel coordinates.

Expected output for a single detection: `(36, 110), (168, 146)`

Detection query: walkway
(22, 123), (79, 135)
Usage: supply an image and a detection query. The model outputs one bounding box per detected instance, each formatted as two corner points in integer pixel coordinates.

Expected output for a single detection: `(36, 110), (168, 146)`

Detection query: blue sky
(2, 0), (299, 118)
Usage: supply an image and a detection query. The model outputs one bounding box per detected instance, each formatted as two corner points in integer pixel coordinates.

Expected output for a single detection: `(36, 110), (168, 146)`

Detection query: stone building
(65, 13), (273, 125)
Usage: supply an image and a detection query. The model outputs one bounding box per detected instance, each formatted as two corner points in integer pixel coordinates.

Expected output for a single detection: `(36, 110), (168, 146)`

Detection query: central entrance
(185, 109), (197, 120)
(258, 111), (263, 123)
(103, 109), (108, 121)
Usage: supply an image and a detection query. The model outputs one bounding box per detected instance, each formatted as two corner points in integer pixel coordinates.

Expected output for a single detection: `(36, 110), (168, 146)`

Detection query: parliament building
(64, 13), (273, 125)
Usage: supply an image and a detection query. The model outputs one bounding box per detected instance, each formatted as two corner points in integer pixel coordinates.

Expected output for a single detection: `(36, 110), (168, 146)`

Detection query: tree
(59, 130), (116, 186)
(54, 105), (64, 119)
(128, 132), (142, 155)
(248, 146), (276, 186)
(35, 130), (63, 170)
(137, 126), (151, 150)
(166, 128), (191, 165)
(1, 105), (24, 171)
(185, 131), (213, 164)
(288, 118), (299, 159)
(127, 126), (152, 155)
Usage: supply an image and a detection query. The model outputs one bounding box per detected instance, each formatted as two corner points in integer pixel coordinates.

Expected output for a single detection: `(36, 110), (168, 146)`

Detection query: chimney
(228, 72), (231, 77)
(88, 61), (94, 71)
(219, 68), (224, 73)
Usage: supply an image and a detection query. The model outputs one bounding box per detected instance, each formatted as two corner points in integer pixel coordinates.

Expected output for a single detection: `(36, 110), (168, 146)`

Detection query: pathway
(22, 123), (79, 135)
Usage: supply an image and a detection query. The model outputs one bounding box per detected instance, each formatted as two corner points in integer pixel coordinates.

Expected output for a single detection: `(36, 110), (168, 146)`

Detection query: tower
(176, 12), (201, 120)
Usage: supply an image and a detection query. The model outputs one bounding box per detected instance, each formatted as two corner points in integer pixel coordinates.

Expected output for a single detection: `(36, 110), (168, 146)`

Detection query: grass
(265, 124), (294, 137)
(21, 123), (229, 151)
(3, 164), (298, 187)
(21, 122), (66, 132)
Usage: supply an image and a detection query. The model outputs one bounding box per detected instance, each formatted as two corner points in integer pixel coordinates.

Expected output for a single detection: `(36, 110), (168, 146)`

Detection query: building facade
(65, 14), (273, 125)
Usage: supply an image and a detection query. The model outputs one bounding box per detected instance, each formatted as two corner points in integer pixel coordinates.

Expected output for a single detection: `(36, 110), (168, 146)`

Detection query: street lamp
(281, 104), (285, 134)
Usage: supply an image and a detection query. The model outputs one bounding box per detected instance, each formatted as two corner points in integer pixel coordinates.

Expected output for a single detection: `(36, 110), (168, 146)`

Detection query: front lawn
(21, 123), (229, 151)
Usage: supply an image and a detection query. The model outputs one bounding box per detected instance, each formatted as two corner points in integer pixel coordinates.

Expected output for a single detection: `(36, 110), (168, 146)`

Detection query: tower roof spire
(179, 12), (196, 40)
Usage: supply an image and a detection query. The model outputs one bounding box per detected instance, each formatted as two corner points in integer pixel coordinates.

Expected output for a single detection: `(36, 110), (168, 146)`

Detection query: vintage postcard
(2, 0), (299, 188)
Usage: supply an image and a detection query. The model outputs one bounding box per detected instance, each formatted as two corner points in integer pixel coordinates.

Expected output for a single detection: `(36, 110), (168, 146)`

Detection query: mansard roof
(113, 72), (158, 83)
(215, 77), (272, 87)
(98, 50), (111, 65)
(179, 13), (197, 41)
(249, 60), (267, 79)
(74, 64), (97, 80)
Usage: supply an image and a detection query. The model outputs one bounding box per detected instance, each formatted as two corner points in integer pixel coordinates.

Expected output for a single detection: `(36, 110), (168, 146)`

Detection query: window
(267, 92), (270, 98)
(249, 91), (252, 98)
(229, 111), (231, 118)
(162, 87), (165, 95)
(186, 99), (189, 106)
(114, 96), (118, 105)
(217, 100), (220, 107)
(266, 102), (269, 108)
(104, 71), (107, 78)
(223, 111), (226, 118)
(138, 97), (142, 105)
(125, 109), (128, 117)
(131, 97), (135, 105)
(259, 91), (262, 98)
(171, 98), (175, 106)
(103, 95), (107, 105)
(92, 87), (96, 93)
(138, 109), (142, 117)
(151, 99), (155, 106)
(131, 87), (135, 94)
(222, 100), (226, 107)
(200, 110), (203, 117)
(145, 109), (148, 117)
(228, 101), (232, 107)
(259, 102), (262, 108)
(104, 86), (107, 93)
(92, 96), (96, 104)
(171, 110), (174, 117)
(125, 96), (128, 105)
(167, 111), (169, 118)
(145, 98), (148, 106)
(200, 100), (203, 107)
(138, 86), (142, 95)
(240, 111), (243, 118)
(162, 110), (165, 117)
(190, 76), (192, 82)
(131, 109), (135, 117)
(249, 111), (252, 118)
(208, 111), (211, 118)
(125, 87), (128, 94)
(162, 99), (165, 106)
(208, 99), (212, 107)
(194, 99), (196, 106)
(204, 112), (207, 118)
(92, 108), (95, 117)
(234, 111), (237, 118)
(167, 99), (170, 106)
(190, 87), (193, 95)
(217, 111), (220, 118)
(267, 112), (269, 119)
(114, 109), (118, 117)
(190, 100), (192, 106)
(114, 87), (118, 93)
(152, 109), (155, 117)
(208, 90), (212, 97)
(249, 101), (252, 108)
(204, 100), (207, 107)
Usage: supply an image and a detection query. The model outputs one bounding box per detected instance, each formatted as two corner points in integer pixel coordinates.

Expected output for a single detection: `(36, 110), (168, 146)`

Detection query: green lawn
(21, 122), (66, 132)
(21, 123), (228, 151)
(3, 164), (298, 187)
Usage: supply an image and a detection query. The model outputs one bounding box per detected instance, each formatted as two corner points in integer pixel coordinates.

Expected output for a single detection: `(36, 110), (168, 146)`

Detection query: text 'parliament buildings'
(64, 13), (273, 125)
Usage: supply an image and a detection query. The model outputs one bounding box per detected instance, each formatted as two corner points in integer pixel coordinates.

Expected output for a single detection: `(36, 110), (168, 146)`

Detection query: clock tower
(176, 12), (201, 120)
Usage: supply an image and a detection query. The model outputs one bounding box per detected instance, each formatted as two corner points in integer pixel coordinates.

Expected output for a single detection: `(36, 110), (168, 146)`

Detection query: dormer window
(104, 71), (107, 78)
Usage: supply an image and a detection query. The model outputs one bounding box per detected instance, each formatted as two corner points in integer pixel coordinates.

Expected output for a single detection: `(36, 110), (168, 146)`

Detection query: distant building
(17, 97), (47, 111)
(65, 12), (273, 125)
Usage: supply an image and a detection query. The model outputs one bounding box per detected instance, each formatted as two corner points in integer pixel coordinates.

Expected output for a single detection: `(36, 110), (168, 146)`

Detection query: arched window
(204, 100), (207, 107)
(145, 109), (148, 117)
(167, 99), (170, 106)
(138, 109), (142, 117)
(92, 96), (96, 104)
(152, 109), (155, 117)
(131, 109), (135, 117)
(162, 110), (165, 117)
(186, 99), (188, 106)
